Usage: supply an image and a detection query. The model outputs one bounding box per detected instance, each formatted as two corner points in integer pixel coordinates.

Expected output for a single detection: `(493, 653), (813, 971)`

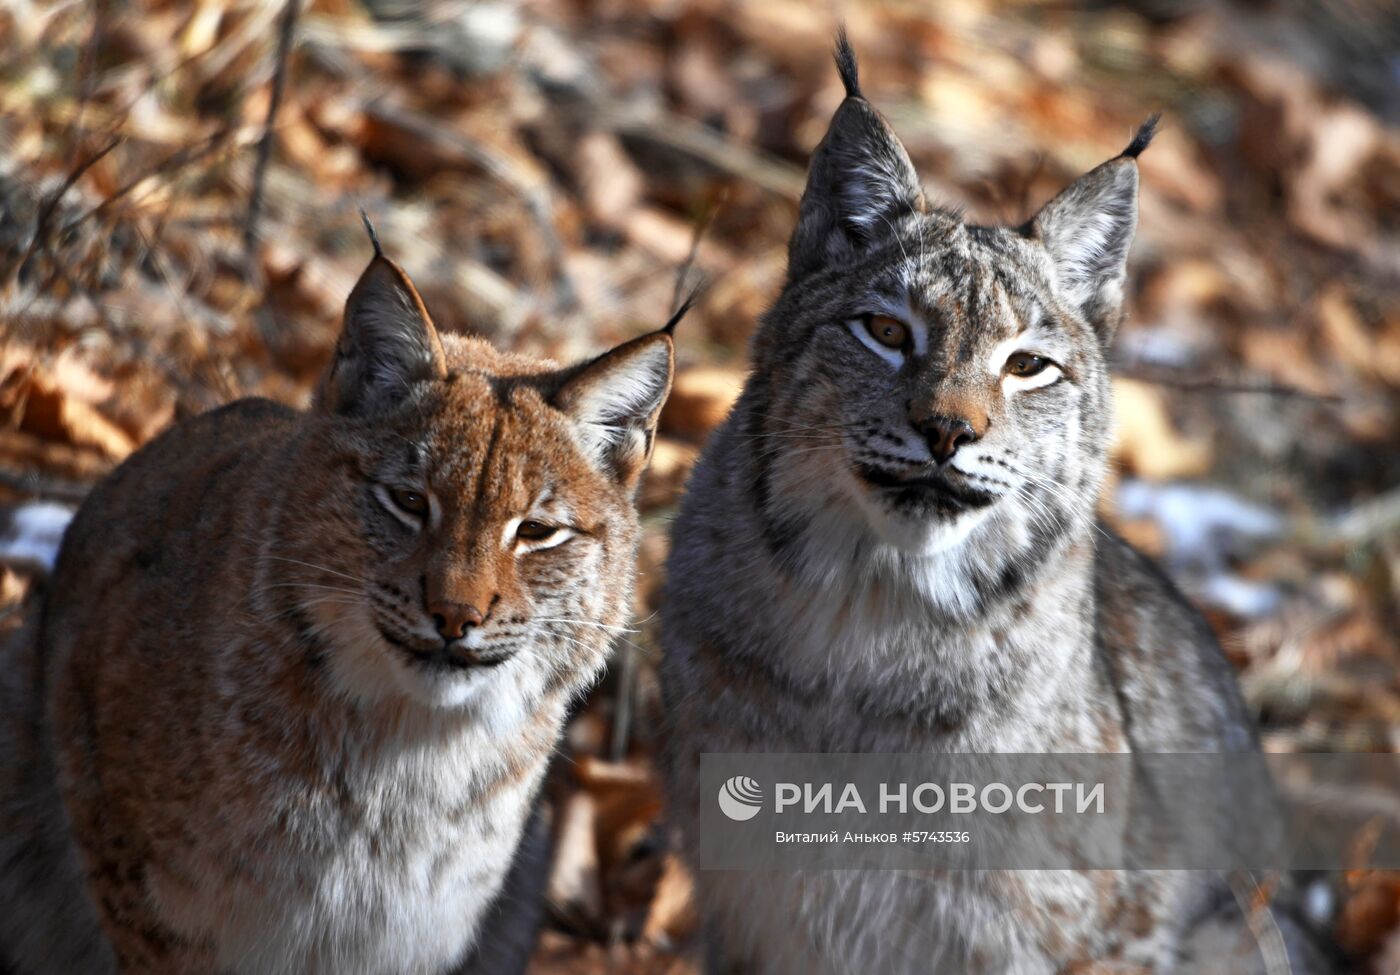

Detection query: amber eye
(1005, 352), (1050, 378)
(516, 520), (557, 542)
(864, 314), (910, 351)
(389, 488), (429, 517)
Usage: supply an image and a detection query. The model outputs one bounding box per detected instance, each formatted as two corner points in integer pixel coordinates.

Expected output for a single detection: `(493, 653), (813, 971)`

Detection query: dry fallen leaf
(547, 789), (605, 936)
(1336, 873), (1400, 961)
(5, 367), (135, 461)
(1111, 378), (1213, 481)
(641, 853), (699, 950)
(661, 367), (746, 443)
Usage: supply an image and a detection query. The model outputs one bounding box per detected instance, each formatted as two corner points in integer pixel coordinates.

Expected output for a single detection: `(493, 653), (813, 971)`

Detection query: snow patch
(0, 501), (75, 573)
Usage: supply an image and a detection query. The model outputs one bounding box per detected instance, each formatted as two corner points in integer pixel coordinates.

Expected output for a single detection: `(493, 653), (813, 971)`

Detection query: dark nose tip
(916, 415), (978, 465)
(429, 601), (487, 641)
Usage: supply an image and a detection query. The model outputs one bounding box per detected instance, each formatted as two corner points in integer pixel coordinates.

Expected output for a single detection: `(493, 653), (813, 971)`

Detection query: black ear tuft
(787, 32), (921, 282)
(663, 281), (703, 335)
(834, 26), (861, 100)
(359, 208), (384, 258)
(1120, 114), (1161, 160)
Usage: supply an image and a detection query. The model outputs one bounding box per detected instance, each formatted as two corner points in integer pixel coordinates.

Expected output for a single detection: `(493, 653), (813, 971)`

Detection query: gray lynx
(659, 36), (1332, 974)
(0, 244), (676, 974)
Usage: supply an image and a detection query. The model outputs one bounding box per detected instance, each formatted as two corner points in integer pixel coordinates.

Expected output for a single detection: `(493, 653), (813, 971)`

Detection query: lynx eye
(864, 314), (910, 351)
(389, 488), (429, 517)
(516, 520), (557, 542)
(1004, 352), (1050, 378)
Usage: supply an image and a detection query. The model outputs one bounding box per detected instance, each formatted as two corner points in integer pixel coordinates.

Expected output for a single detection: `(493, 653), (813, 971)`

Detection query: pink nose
(914, 414), (979, 465)
(428, 601), (486, 640)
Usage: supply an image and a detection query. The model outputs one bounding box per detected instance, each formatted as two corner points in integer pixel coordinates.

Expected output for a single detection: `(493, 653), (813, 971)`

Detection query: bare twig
(5, 135), (122, 287)
(609, 642), (637, 763)
(1112, 365), (1343, 404)
(61, 129), (236, 236)
(64, 0), (105, 174)
(671, 188), (725, 315)
(244, 0), (304, 265)
(360, 98), (579, 312)
(1226, 873), (1291, 975)
(594, 104), (806, 200)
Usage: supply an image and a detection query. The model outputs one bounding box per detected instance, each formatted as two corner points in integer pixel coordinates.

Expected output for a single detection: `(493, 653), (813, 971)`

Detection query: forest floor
(1, 0), (1397, 971)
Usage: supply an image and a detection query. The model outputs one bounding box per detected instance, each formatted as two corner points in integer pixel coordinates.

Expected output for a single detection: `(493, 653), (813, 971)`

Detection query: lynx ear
(317, 255), (448, 415)
(1029, 116), (1158, 339)
(787, 31), (925, 282)
(554, 331), (675, 488)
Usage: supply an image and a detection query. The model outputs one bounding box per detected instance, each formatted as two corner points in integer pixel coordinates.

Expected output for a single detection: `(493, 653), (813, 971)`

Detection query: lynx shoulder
(658, 34), (1331, 975)
(0, 247), (674, 975)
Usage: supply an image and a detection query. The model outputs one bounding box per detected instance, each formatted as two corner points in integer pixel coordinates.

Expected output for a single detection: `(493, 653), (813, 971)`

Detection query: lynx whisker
(998, 462), (1113, 543)
(533, 618), (639, 634)
(538, 623), (649, 657)
(255, 554), (366, 584)
(269, 595), (366, 620)
(259, 581), (367, 598)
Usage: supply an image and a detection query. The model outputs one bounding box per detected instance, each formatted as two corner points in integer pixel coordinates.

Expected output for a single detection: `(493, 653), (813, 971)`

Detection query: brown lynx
(659, 35), (1332, 974)
(0, 243), (676, 974)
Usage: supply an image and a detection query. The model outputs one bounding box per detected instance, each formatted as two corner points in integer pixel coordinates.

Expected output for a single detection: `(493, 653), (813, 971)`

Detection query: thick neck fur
(682, 403), (1104, 746)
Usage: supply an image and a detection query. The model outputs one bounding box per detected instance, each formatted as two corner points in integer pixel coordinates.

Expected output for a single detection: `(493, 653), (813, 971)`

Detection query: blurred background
(0, 0), (1397, 971)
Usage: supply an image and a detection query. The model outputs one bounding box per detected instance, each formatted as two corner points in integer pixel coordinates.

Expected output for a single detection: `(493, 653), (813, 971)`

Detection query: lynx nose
(916, 415), (978, 465)
(429, 601), (487, 641)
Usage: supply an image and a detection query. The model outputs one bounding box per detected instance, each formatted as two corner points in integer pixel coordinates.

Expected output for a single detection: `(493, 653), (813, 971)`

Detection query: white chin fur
(315, 606), (523, 715)
(386, 654), (505, 709)
(843, 468), (991, 555)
